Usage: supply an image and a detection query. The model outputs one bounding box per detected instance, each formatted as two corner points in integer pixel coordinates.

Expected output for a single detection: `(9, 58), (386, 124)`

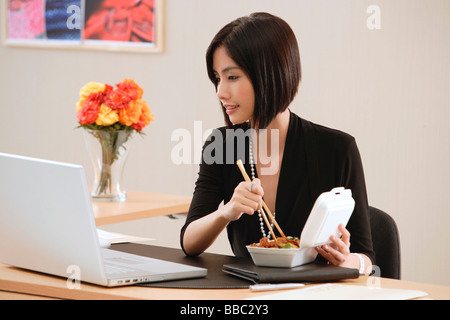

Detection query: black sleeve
(340, 138), (375, 264)
(179, 129), (225, 256)
(306, 118), (375, 264)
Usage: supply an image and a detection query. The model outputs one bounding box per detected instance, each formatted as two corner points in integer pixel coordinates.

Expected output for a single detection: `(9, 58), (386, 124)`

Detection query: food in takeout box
(247, 236), (315, 268)
(246, 187), (355, 268)
(249, 236), (300, 249)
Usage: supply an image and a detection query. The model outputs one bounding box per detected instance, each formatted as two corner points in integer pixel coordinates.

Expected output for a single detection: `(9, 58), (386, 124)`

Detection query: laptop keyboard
(104, 263), (136, 275)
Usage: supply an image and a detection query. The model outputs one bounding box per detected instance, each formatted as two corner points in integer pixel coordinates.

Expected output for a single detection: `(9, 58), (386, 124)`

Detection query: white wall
(1, 0), (449, 286)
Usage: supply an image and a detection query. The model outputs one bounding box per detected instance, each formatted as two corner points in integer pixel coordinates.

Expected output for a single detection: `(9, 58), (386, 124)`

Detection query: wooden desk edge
(94, 203), (190, 226)
(93, 191), (191, 226)
(1, 263), (450, 300)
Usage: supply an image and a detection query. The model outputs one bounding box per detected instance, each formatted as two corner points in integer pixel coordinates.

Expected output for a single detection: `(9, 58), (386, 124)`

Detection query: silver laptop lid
(0, 152), (108, 285)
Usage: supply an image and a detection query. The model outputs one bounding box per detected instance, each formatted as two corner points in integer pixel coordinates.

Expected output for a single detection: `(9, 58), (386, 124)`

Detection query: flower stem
(88, 129), (133, 199)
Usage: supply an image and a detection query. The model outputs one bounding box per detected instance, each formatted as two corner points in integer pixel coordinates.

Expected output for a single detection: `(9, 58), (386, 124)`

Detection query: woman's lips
(224, 104), (239, 115)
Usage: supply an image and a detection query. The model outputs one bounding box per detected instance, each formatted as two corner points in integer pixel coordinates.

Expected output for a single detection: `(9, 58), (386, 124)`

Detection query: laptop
(0, 152), (207, 287)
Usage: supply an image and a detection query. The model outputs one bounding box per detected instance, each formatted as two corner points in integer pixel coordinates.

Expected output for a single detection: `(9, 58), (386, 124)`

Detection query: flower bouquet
(76, 79), (154, 201)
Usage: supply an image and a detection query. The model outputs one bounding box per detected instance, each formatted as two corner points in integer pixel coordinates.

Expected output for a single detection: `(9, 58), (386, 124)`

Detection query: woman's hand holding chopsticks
(183, 178), (265, 256)
(220, 179), (264, 222)
(236, 160), (286, 240)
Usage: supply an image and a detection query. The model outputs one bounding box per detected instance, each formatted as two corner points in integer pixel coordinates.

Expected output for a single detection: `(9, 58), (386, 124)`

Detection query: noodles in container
(246, 187), (355, 268)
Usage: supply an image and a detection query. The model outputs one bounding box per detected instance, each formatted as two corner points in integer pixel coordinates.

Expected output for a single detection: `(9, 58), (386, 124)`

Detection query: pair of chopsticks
(236, 160), (286, 240)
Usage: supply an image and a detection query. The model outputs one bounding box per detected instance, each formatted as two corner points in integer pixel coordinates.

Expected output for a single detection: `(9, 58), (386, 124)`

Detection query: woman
(180, 12), (374, 274)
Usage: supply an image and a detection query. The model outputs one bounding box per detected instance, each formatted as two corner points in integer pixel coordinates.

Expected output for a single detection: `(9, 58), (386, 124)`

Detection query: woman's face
(212, 46), (255, 125)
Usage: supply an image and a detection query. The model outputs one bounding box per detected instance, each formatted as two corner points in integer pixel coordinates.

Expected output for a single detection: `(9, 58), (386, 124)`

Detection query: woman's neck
(265, 108), (290, 136)
(257, 109), (290, 149)
(253, 109), (290, 176)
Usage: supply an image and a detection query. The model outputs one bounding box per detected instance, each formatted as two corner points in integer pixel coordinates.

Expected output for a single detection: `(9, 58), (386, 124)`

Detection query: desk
(1, 245), (450, 300)
(2, 263), (450, 300)
(93, 191), (191, 226)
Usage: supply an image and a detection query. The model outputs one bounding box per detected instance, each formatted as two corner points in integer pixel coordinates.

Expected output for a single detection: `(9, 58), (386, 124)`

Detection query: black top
(180, 111), (375, 263)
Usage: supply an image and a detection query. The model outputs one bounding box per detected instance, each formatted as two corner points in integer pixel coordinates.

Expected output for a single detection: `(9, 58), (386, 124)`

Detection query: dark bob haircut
(206, 12), (301, 129)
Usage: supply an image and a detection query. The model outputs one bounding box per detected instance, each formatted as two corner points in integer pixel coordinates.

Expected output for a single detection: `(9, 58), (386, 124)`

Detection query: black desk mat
(110, 243), (253, 289)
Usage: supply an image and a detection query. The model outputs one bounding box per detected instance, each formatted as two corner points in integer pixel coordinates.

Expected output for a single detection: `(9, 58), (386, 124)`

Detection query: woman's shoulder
(294, 114), (356, 147)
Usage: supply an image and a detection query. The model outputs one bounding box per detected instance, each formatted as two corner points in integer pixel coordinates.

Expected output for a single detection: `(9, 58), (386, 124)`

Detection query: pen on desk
(250, 283), (305, 292)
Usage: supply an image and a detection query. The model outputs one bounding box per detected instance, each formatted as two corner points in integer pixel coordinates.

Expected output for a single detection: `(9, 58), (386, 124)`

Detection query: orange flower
(116, 78), (144, 100)
(131, 100), (154, 131)
(118, 99), (143, 126)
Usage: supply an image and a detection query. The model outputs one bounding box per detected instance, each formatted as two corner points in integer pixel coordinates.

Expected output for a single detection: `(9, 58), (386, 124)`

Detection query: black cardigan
(180, 111), (375, 263)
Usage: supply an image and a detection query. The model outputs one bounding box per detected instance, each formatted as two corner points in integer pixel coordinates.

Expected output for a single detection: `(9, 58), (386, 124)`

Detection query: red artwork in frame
(84, 0), (157, 44)
(2, 0), (164, 53)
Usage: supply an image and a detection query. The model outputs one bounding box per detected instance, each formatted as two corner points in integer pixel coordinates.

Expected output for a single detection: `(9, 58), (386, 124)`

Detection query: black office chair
(369, 206), (401, 279)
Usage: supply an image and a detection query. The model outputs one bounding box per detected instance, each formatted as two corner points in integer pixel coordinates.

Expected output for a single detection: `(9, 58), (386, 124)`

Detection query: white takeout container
(247, 187), (355, 268)
(246, 246), (318, 268)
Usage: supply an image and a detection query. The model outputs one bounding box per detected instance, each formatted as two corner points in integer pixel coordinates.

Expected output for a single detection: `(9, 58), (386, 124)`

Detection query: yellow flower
(96, 104), (119, 126)
(76, 82), (106, 112)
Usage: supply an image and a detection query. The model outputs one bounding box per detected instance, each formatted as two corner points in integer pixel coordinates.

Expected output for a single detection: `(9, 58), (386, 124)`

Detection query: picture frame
(2, 0), (165, 53)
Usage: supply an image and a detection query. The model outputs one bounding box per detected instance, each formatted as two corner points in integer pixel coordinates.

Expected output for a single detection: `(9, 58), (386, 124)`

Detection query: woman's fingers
(224, 179), (265, 221)
(316, 225), (351, 266)
(239, 180), (264, 209)
(226, 181), (263, 216)
(247, 179), (264, 196)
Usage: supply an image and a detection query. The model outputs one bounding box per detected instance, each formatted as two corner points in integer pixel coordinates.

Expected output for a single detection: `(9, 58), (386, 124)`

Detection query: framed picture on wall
(2, 0), (164, 53)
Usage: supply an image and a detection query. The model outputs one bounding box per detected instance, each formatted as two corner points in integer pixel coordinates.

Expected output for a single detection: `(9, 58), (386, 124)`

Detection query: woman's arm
(182, 206), (231, 256)
(182, 179), (264, 256)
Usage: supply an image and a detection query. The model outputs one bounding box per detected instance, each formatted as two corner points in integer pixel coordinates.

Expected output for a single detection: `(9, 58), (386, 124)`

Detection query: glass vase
(83, 129), (134, 202)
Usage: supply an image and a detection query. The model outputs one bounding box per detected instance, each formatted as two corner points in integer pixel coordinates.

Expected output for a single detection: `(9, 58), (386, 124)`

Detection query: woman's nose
(216, 81), (230, 100)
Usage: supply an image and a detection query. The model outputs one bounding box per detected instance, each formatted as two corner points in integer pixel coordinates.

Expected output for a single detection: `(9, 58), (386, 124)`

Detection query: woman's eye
(213, 75), (239, 84)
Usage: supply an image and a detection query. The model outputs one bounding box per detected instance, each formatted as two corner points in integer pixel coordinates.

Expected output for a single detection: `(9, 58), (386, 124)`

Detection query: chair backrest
(369, 206), (401, 279)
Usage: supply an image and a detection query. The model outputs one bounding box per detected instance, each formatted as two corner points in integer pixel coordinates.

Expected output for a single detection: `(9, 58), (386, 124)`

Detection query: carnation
(76, 79), (154, 132)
